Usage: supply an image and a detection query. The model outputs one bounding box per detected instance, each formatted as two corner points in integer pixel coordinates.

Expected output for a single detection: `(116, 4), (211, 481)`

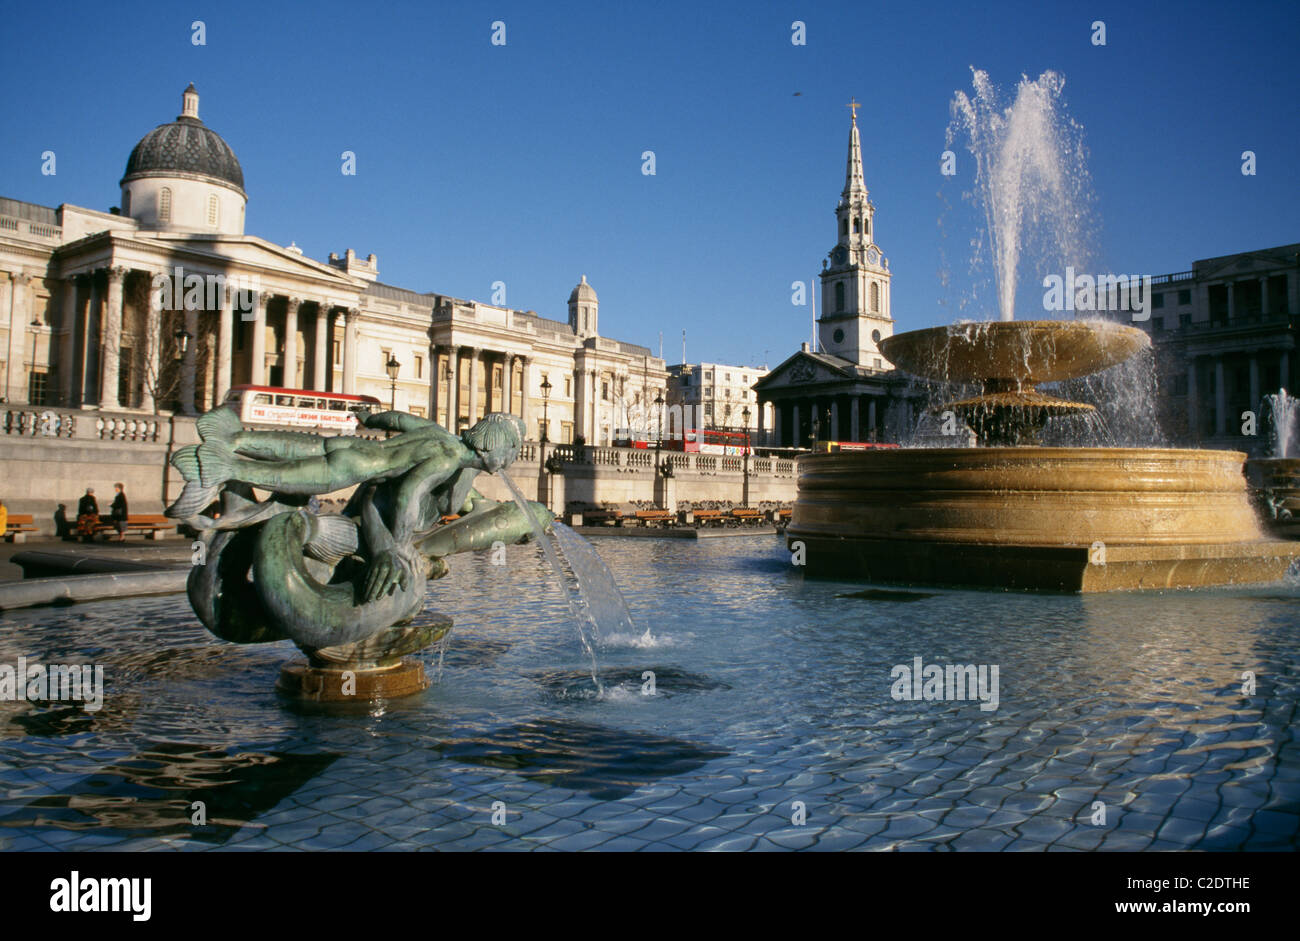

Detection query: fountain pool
(1, 536), (1297, 851)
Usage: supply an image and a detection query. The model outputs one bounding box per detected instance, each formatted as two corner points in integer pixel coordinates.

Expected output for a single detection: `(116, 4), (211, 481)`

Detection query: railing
(0, 215), (62, 241)
(1150, 270), (1195, 285)
(2, 408), (76, 438)
(96, 415), (160, 442)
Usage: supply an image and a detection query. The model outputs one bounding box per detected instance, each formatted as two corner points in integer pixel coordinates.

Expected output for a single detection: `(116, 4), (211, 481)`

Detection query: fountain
(1247, 390), (1300, 534)
(787, 71), (1300, 591)
(166, 407), (557, 702)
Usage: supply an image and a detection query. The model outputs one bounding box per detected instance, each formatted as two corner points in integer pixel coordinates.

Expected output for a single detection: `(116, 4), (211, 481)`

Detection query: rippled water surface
(1, 535), (1298, 851)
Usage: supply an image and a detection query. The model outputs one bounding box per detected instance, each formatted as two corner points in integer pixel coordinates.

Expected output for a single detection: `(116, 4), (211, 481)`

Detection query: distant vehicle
(813, 440), (900, 453)
(222, 385), (382, 433)
(662, 428), (753, 456)
(613, 427), (652, 449)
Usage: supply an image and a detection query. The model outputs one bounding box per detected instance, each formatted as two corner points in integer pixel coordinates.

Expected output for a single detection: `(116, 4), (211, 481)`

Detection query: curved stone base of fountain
(275, 614), (452, 702)
(787, 448), (1300, 591)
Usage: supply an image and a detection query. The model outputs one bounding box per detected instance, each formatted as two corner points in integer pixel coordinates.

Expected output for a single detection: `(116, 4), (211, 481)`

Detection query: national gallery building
(0, 85), (667, 444)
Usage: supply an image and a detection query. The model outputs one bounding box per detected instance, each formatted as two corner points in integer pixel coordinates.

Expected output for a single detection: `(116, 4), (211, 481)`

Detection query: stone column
(1261, 277), (1270, 318)
(139, 273), (162, 413)
(99, 266), (127, 409)
(6, 273), (33, 404)
(59, 278), (77, 405)
(282, 297), (301, 388)
(429, 344), (442, 421)
(468, 348), (481, 423)
(341, 308), (359, 393)
(84, 275), (101, 404)
(519, 356), (532, 433)
(446, 346), (459, 429)
(1226, 282), (1236, 322)
(791, 403), (800, 448)
(250, 292), (270, 385)
(1214, 358), (1227, 437)
(216, 286), (234, 404)
(830, 400), (840, 441)
(1186, 356), (1199, 441)
(313, 304), (331, 391)
(850, 397), (860, 442)
(181, 304), (199, 414)
(1249, 355), (1261, 418)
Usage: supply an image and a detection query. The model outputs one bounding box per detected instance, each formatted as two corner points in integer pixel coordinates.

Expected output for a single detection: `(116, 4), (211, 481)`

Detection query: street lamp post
(173, 327), (192, 413)
(540, 374), (552, 443)
(654, 389), (665, 476)
(28, 318), (40, 405)
(385, 355), (400, 411)
(742, 405), (751, 508)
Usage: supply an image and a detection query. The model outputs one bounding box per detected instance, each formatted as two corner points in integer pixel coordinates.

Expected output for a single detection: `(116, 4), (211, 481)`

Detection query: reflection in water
(0, 742), (339, 844)
(531, 666), (731, 701)
(431, 719), (728, 800)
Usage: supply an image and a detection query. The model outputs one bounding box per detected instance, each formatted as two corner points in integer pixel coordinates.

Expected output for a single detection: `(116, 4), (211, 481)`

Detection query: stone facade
(1135, 243), (1299, 452)
(0, 86), (667, 446)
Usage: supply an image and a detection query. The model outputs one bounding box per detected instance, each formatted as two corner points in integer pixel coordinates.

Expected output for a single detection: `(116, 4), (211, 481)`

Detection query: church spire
(842, 99), (866, 200)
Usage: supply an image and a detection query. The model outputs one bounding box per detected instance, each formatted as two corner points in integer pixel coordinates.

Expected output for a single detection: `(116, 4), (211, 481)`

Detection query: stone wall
(1, 409), (798, 533)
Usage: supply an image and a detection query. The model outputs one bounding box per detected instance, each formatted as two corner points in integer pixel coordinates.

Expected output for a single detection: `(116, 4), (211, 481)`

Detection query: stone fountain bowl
(879, 319), (1151, 386)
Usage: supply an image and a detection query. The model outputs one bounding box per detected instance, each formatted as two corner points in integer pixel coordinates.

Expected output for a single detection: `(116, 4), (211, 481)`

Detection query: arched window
(864, 216), (869, 236)
(207, 195), (219, 227)
(835, 282), (845, 313)
(853, 217), (860, 234)
(159, 187), (172, 222)
(870, 281), (880, 312)
(840, 218), (848, 236)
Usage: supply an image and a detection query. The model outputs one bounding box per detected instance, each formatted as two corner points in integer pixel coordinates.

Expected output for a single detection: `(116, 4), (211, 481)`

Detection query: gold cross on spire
(847, 98), (860, 124)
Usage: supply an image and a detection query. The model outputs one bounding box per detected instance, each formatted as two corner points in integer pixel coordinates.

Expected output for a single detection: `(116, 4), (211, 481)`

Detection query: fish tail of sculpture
(254, 511), (425, 650)
(196, 406), (243, 442)
(304, 514), (361, 566)
(195, 440), (237, 488)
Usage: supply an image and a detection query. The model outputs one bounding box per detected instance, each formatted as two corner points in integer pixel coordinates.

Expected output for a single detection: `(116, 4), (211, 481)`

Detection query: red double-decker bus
(222, 385), (382, 433)
(662, 428), (753, 456)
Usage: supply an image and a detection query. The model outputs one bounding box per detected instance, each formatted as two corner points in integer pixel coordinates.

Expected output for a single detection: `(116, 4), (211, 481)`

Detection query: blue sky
(3, 0), (1297, 368)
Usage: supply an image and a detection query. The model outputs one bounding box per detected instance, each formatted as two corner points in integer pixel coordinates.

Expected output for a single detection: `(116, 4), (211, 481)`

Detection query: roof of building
(121, 86), (245, 192)
(568, 274), (597, 304)
(365, 281), (437, 307)
(0, 196), (58, 225)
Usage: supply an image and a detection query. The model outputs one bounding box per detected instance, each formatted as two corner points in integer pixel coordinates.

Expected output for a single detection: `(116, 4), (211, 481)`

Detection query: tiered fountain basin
(788, 320), (1300, 591)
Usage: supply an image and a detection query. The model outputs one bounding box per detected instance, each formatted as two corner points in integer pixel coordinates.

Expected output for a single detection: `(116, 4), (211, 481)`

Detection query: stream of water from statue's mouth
(496, 469), (605, 696)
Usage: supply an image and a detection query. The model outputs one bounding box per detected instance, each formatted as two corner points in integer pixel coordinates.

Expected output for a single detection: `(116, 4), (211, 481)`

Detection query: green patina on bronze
(168, 406), (553, 660)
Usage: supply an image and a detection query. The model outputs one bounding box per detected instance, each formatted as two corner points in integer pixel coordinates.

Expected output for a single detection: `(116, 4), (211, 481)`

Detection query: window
(703, 404), (712, 417)
(564, 377), (572, 397)
(835, 282), (845, 313)
(414, 355), (423, 379)
(1152, 293), (1165, 309)
(726, 373), (731, 382)
(328, 400), (347, 411)
(254, 394), (272, 405)
(1179, 314), (1192, 328)
(159, 187), (172, 222)
(28, 369), (48, 406)
(833, 328), (845, 344)
(1178, 289), (1191, 305)
(870, 281), (880, 312)
(704, 370), (712, 380)
(380, 348), (391, 373)
(602, 381), (609, 400)
(207, 195), (219, 227)
(871, 329), (882, 344)
(853, 218), (860, 234)
(561, 421), (573, 444)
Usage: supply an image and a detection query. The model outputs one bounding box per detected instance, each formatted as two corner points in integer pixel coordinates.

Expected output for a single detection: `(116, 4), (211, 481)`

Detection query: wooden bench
(692, 509), (728, 527)
(777, 509), (793, 521)
(92, 513), (175, 540)
(583, 509), (624, 526)
(633, 509), (674, 527)
(731, 508), (763, 523)
(3, 513), (41, 543)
